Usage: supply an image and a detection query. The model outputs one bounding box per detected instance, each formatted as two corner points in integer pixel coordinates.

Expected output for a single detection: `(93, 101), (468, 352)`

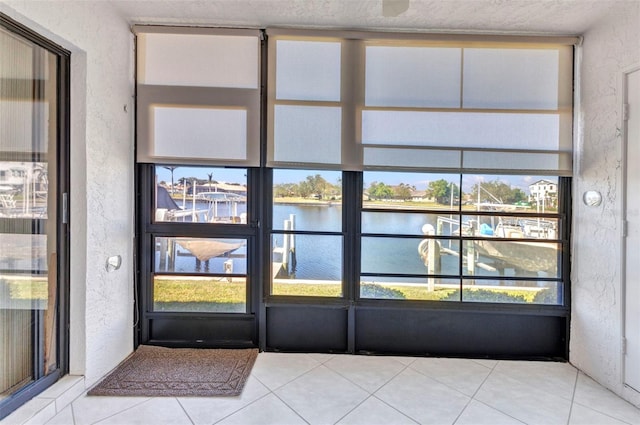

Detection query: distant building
(529, 179), (558, 206)
(411, 190), (427, 202)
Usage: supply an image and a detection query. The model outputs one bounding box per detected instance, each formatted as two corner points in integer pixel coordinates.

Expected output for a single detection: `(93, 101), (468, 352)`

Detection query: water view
(153, 167), (563, 306)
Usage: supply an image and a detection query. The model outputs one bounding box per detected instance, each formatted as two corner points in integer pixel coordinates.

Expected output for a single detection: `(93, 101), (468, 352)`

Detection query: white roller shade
(267, 29), (575, 175)
(135, 27), (261, 166)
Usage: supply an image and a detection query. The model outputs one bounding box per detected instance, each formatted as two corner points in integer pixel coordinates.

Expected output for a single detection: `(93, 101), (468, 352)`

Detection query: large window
(135, 27), (262, 348)
(151, 166), (249, 314)
(270, 169), (343, 297)
(136, 26), (575, 357)
(360, 172), (566, 305)
(265, 30), (573, 308)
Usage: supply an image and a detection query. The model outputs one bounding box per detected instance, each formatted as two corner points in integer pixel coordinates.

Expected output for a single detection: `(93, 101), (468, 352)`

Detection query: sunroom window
(267, 29), (573, 306)
(360, 172), (566, 305)
(135, 27), (261, 321)
(270, 169), (343, 297)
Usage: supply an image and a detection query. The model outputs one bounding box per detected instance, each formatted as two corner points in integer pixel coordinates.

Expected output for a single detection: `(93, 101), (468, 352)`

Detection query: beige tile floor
(4, 352), (640, 425)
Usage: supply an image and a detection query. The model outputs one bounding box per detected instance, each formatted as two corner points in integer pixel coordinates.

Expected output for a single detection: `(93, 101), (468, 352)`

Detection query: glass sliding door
(0, 15), (69, 419)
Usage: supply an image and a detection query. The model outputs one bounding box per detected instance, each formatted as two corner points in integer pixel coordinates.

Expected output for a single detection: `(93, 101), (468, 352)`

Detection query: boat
(471, 219), (558, 274)
(155, 185), (247, 223)
(174, 238), (245, 262)
(425, 217), (559, 276)
(154, 185), (247, 268)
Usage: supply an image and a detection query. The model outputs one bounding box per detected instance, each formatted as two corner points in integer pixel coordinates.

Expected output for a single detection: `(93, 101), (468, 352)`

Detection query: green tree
(368, 181), (393, 200)
(427, 179), (458, 204)
(274, 183), (297, 198)
(305, 174), (329, 199)
(298, 180), (312, 198)
(471, 180), (526, 204)
(163, 166), (178, 193)
(393, 183), (414, 200)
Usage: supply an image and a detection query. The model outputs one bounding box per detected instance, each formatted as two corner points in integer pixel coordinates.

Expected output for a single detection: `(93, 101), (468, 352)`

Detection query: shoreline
(168, 195), (553, 212)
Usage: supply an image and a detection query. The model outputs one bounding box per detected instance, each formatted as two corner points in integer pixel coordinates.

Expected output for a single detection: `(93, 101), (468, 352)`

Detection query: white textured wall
(0, 1), (135, 385)
(571, 2), (640, 405)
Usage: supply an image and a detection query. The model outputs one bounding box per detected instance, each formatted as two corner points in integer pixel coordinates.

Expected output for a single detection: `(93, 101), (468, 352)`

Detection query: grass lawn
(3, 277), (550, 308)
(152, 278), (547, 306)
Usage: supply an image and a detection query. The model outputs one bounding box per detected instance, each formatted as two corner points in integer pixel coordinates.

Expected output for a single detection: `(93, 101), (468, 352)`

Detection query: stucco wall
(0, 1), (135, 385)
(571, 1), (640, 405)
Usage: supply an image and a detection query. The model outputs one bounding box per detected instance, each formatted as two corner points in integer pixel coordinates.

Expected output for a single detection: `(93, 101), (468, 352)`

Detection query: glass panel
(463, 239), (561, 278)
(362, 110), (560, 150)
(0, 26), (58, 399)
(461, 175), (559, 214)
(154, 166), (247, 224)
(153, 106), (247, 161)
(153, 276), (246, 313)
(0, 162), (49, 218)
(363, 172), (460, 210)
(462, 279), (562, 305)
(361, 237), (460, 276)
(462, 215), (559, 240)
(273, 105), (342, 164)
(365, 46), (461, 108)
(271, 234), (342, 297)
(0, 275), (48, 310)
(463, 48), (559, 110)
(360, 277), (461, 301)
(154, 237), (247, 274)
(275, 40), (341, 101)
(138, 33), (259, 88)
(0, 101), (40, 153)
(362, 212), (460, 235)
(273, 169), (342, 232)
(0, 234), (47, 272)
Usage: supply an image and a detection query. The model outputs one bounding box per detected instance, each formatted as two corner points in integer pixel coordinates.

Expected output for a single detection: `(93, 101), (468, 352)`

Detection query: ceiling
(109, 0), (635, 35)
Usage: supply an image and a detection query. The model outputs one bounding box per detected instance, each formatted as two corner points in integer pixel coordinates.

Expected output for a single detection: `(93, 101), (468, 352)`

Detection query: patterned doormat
(88, 345), (258, 397)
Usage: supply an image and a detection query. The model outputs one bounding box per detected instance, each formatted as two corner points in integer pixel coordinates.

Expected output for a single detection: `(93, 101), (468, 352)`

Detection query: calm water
(161, 202), (528, 281)
(273, 204), (458, 281)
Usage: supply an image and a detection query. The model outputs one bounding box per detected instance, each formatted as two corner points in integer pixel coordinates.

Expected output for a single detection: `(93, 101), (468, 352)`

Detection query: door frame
(622, 65), (640, 392)
(0, 13), (70, 420)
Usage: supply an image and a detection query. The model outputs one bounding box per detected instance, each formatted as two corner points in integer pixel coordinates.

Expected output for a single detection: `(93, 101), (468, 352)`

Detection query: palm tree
(163, 166), (178, 193)
(207, 172), (214, 192)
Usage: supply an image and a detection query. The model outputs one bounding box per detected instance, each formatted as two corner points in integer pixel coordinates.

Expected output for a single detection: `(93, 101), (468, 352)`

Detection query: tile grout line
(565, 369), (580, 425)
(251, 354), (325, 392)
(174, 397), (196, 425)
(85, 396), (152, 425)
(210, 392), (276, 425)
(450, 359), (499, 425)
(570, 399), (638, 425)
(215, 354), (324, 424)
(326, 358), (414, 425)
(406, 359), (476, 399)
(269, 357), (367, 424)
(571, 368), (638, 425)
(353, 359), (424, 424)
(269, 389), (311, 425)
(321, 356), (408, 394)
(454, 360), (527, 425)
(69, 399), (77, 425)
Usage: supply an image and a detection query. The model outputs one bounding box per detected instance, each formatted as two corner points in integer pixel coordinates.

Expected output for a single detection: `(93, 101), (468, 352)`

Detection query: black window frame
(135, 163), (262, 347)
(0, 12), (70, 420)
